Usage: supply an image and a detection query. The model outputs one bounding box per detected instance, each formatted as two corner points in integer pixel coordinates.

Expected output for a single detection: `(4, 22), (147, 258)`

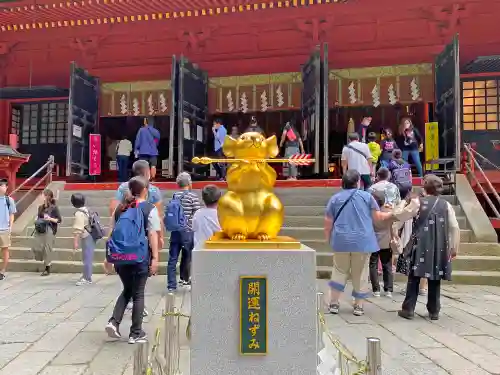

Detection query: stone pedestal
(191, 245), (317, 375)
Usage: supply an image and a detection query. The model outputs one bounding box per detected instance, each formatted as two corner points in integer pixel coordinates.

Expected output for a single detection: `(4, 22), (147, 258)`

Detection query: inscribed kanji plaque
(239, 276), (267, 355)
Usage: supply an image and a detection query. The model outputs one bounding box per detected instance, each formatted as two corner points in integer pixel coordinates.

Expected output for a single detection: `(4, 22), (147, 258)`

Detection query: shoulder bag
(396, 198), (440, 275)
(334, 190), (357, 221)
(346, 144), (369, 159)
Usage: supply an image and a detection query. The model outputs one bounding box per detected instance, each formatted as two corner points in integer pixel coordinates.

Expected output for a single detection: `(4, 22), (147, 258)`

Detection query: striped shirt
(172, 190), (201, 231)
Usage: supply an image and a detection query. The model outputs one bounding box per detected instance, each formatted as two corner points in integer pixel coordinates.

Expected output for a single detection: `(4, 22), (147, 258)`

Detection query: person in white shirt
(192, 185), (221, 249)
(341, 133), (373, 190)
(116, 136), (133, 182)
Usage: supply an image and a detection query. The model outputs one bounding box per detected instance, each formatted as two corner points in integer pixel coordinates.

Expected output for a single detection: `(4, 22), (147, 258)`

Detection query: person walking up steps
(192, 185), (221, 249)
(369, 190), (397, 298)
(324, 170), (393, 316)
(396, 175), (460, 321)
(165, 172), (200, 292)
(109, 160), (164, 316)
(341, 133), (373, 190)
(134, 117), (161, 180)
(105, 176), (160, 344)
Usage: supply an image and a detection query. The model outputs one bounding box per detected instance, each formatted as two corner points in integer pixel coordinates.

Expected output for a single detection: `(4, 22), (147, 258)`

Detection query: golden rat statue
(217, 132), (284, 241)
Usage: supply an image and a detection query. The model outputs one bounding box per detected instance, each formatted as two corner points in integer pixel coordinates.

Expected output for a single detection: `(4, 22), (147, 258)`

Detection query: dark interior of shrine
(213, 102), (430, 155)
(95, 102), (431, 180)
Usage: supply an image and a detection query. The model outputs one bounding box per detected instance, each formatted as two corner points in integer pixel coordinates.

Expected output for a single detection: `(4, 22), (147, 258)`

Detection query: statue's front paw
(256, 233), (270, 241)
(231, 233), (247, 241)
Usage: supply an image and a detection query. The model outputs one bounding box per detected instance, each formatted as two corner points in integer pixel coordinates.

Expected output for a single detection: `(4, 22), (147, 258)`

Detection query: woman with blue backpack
(105, 176), (160, 344)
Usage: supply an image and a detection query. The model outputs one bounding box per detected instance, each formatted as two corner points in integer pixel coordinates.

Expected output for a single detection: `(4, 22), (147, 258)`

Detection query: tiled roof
(462, 56), (500, 74)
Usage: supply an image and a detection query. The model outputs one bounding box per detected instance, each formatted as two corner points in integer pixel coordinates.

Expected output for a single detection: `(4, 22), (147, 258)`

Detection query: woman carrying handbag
(394, 175), (460, 321)
(32, 189), (62, 276)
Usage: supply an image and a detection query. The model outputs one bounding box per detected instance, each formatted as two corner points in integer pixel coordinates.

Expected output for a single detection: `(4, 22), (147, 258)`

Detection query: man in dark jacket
(357, 115), (372, 143)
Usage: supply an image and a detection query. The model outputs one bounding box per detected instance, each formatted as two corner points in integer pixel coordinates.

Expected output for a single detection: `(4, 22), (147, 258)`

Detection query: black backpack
(80, 209), (105, 242)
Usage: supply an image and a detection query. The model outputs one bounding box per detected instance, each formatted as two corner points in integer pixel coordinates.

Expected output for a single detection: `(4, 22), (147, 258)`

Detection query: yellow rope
(155, 309), (367, 373)
(318, 311), (368, 374)
(162, 312), (191, 318)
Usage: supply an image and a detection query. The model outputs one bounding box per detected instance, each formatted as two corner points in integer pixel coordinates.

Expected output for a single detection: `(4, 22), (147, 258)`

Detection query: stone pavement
(0, 273), (191, 375)
(318, 280), (500, 375)
(2, 274), (500, 375)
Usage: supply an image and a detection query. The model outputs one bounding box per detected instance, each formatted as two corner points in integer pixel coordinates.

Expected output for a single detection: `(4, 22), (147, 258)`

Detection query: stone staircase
(7, 186), (500, 285)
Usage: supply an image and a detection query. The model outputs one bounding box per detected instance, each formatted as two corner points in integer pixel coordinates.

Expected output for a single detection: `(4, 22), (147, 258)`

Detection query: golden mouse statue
(217, 132), (284, 241)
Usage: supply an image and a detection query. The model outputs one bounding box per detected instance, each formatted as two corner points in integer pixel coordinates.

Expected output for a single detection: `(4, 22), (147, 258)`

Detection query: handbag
(396, 198), (440, 275)
(34, 218), (48, 234)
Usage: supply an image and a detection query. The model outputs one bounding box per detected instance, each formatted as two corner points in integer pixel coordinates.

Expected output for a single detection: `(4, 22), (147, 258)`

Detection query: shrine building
(0, 0), (498, 179)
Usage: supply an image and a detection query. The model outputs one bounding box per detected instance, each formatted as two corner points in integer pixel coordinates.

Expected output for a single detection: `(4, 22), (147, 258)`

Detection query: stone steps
(316, 266), (500, 286)
(316, 253), (500, 271)
(12, 247), (498, 271)
(27, 215), (469, 236)
(58, 195), (338, 208)
(7, 258), (500, 286)
(9, 228), (478, 249)
(54, 204), (333, 217)
(13, 185), (492, 284)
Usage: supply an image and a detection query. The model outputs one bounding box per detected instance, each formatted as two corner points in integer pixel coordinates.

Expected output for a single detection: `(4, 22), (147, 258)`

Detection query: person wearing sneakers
(369, 190), (396, 298)
(324, 170), (393, 316)
(108, 160), (164, 316)
(165, 172), (200, 292)
(71, 193), (96, 286)
(0, 179), (16, 281)
(105, 176), (160, 344)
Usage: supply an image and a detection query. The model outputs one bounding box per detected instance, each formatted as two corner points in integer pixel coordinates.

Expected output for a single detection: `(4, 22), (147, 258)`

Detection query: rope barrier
(136, 299), (376, 374)
(317, 310), (369, 374)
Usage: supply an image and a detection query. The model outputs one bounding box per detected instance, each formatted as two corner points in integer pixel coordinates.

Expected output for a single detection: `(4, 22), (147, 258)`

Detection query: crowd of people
(0, 113), (446, 343)
(326, 144), (460, 318)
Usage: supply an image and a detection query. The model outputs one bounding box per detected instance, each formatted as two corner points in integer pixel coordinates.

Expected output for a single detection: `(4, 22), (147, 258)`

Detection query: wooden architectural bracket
(177, 27), (216, 53)
(295, 18), (332, 45)
(68, 33), (108, 65)
(0, 42), (17, 72)
(420, 3), (469, 38)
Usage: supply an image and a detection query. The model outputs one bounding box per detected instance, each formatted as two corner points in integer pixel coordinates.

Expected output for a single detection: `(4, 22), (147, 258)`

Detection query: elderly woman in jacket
(394, 174), (460, 321)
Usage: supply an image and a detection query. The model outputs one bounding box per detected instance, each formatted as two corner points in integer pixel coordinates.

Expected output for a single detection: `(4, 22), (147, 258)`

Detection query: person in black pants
(369, 191), (394, 297)
(397, 175), (460, 321)
(105, 177), (160, 344)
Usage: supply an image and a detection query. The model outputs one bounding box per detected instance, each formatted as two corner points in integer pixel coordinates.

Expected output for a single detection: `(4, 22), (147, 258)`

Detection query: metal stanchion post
(164, 293), (176, 375)
(316, 292), (324, 362)
(366, 337), (382, 375)
(133, 341), (149, 375)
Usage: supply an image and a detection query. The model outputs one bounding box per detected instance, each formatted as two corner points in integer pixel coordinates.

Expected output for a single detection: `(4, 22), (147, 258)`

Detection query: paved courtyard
(2, 274), (500, 374)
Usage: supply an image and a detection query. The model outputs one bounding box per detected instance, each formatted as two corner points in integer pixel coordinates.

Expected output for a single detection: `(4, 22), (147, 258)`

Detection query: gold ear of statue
(266, 135), (279, 158)
(222, 135), (237, 158)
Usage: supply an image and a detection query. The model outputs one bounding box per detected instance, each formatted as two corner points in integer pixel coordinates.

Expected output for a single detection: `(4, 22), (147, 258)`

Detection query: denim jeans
(285, 145), (300, 177)
(402, 149), (423, 177)
(116, 155), (129, 182)
(213, 149), (226, 179)
(167, 230), (194, 289)
(110, 265), (148, 336)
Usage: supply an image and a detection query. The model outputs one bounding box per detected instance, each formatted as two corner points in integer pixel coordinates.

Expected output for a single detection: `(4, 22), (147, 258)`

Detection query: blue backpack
(164, 192), (188, 232)
(106, 202), (154, 265)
